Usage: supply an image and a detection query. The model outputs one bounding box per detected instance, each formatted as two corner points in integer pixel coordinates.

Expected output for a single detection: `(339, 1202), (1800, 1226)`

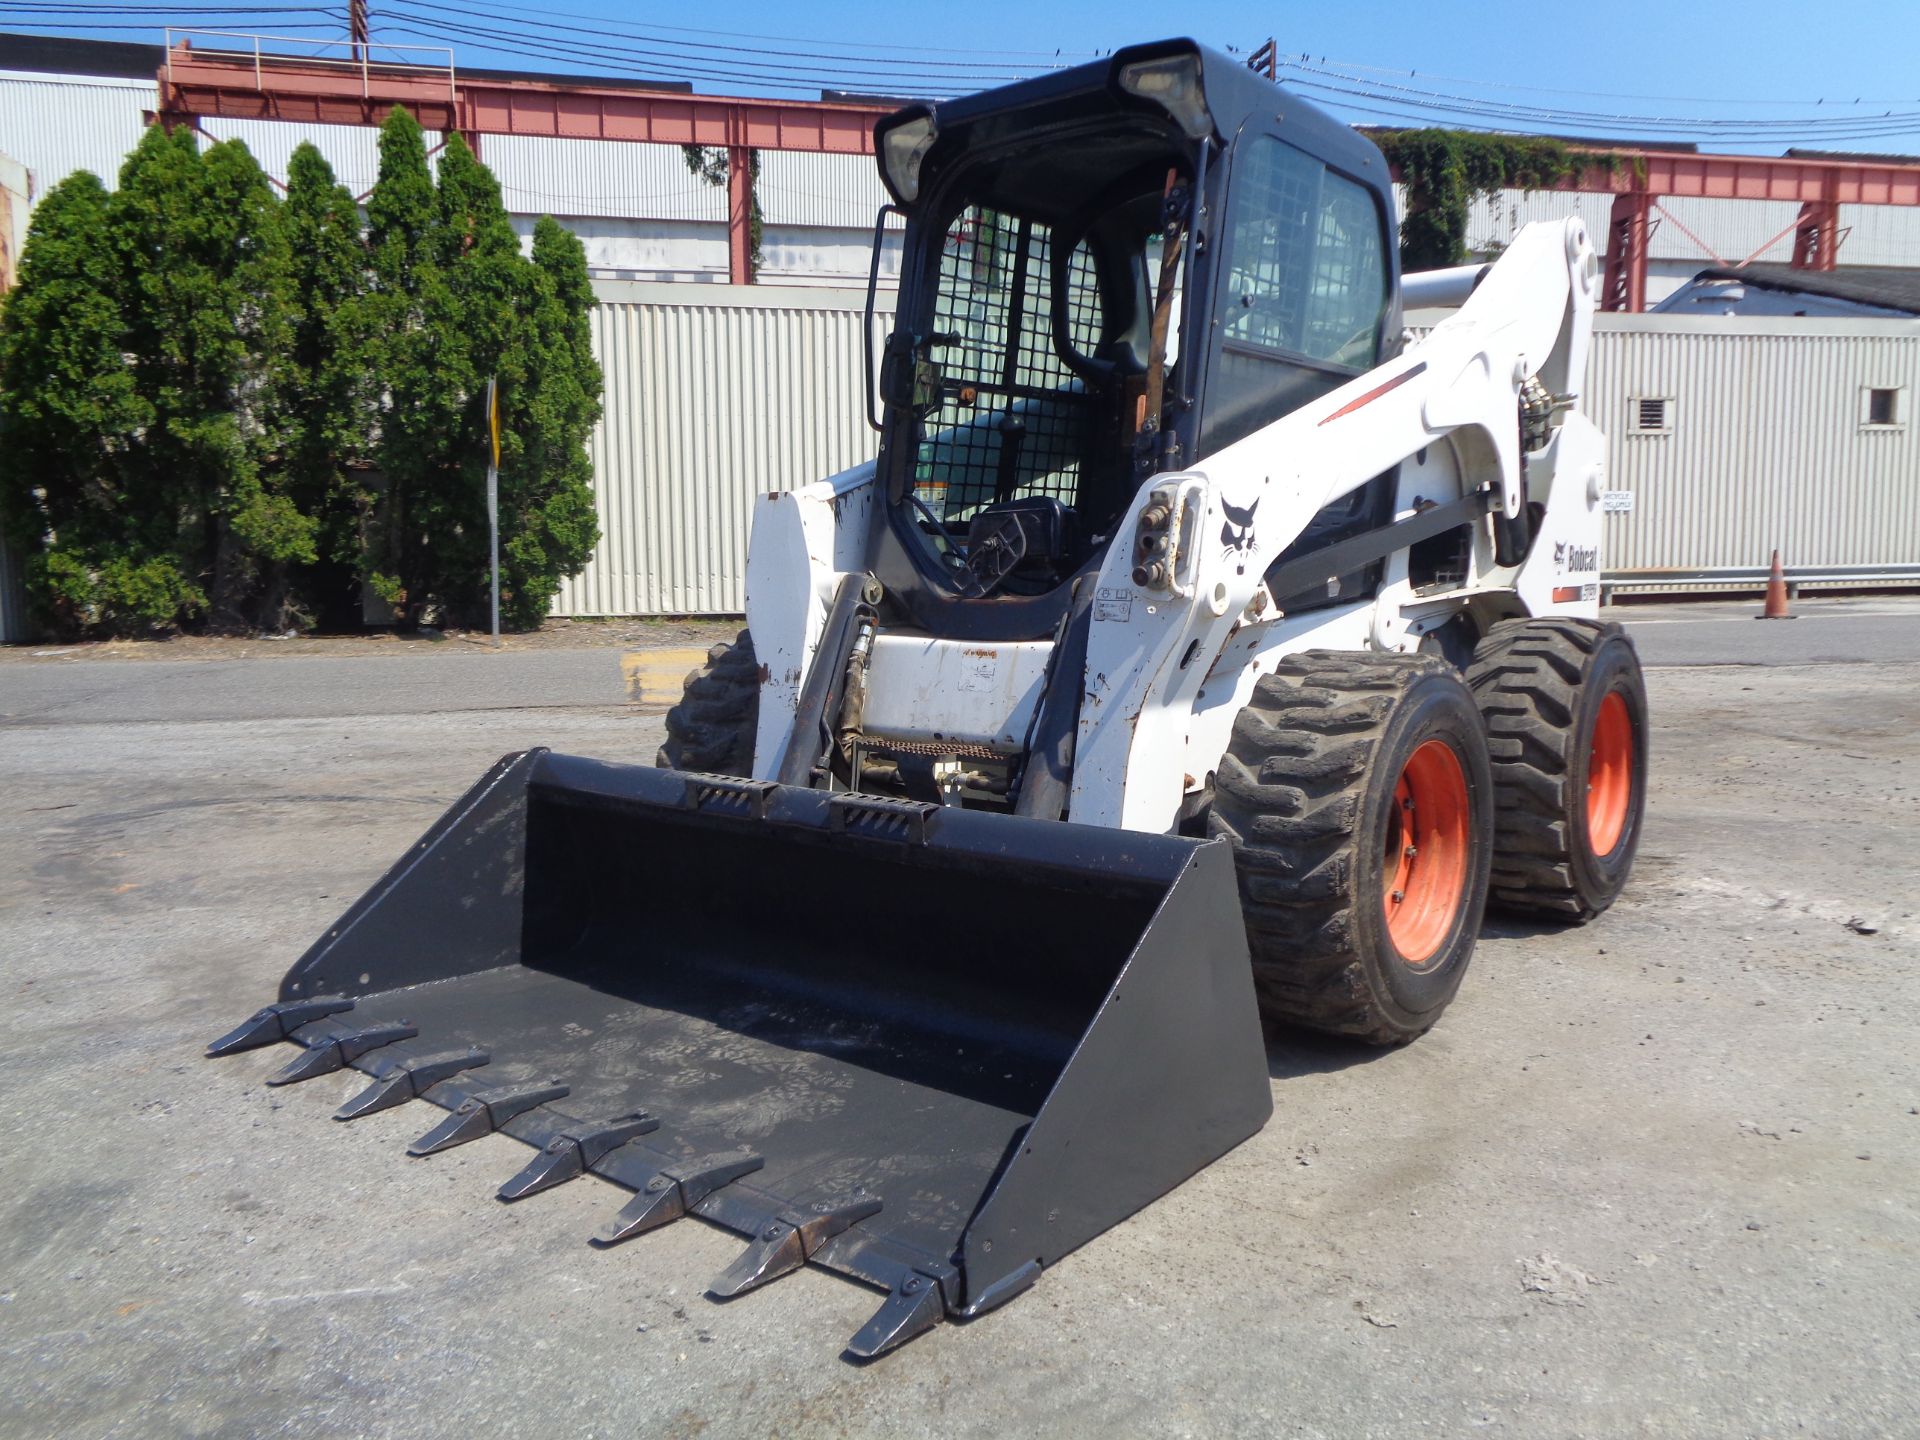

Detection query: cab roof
(874, 38), (1387, 211)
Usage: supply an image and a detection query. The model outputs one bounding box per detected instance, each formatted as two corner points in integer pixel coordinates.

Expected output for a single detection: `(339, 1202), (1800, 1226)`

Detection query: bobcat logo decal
(1221, 497), (1259, 575)
(1554, 541), (1599, 573)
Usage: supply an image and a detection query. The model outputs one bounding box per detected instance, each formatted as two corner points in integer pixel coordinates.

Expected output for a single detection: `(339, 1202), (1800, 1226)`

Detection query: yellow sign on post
(489, 378), (501, 469)
(485, 378), (501, 649)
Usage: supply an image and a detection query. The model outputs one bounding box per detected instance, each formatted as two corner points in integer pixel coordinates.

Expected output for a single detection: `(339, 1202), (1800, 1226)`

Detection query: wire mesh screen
(1220, 136), (1384, 369)
(912, 208), (1103, 523)
(1305, 174), (1386, 366)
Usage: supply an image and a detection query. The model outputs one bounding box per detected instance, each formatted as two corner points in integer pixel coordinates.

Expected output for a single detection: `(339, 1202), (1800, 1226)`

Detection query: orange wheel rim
(1383, 738), (1472, 966)
(1587, 690), (1634, 856)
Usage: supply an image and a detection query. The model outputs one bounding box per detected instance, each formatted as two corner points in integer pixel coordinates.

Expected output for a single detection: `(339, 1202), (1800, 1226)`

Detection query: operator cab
(867, 40), (1402, 641)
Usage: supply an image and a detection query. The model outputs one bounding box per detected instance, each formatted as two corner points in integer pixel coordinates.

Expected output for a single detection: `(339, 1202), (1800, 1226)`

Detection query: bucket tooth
(264, 1021), (418, 1086)
(709, 1194), (883, 1299)
(594, 1150), (765, 1246)
(497, 1111), (660, 1201)
(407, 1080), (569, 1157)
(334, 1047), (490, 1121)
(846, 1270), (950, 1360)
(206, 997), (353, 1057)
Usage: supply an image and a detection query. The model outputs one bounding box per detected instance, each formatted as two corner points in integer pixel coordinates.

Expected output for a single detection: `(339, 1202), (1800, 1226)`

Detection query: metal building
(1593, 313), (1920, 593)
(548, 300), (1919, 617)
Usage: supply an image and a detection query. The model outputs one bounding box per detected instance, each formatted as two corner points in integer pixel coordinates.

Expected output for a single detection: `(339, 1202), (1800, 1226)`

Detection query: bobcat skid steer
(208, 39), (1648, 1359)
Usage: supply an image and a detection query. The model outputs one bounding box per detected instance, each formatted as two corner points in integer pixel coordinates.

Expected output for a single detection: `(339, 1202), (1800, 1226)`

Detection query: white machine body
(747, 218), (1606, 836)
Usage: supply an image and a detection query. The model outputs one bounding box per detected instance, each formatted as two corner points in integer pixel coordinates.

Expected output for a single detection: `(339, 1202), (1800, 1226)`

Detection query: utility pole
(349, 0), (369, 65)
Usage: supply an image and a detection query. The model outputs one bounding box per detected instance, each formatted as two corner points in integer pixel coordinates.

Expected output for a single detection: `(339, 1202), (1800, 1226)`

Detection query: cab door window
(1203, 135), (1389, 453)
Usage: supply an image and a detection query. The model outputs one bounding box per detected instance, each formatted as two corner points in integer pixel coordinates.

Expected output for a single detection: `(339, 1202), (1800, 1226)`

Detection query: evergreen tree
(359, 105), (447, 625)
(282, 141), (368, 624)
(200, 136), (307, 625)
(416, 132), (528, 620)
(493, 216), (601, 630)
(0, 171), (169, 633)
(5, 113), (603, 638)
(109, 125), (306, 630)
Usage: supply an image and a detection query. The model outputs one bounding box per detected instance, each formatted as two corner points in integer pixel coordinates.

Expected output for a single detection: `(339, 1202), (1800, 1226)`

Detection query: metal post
(486, 377), (501, 649)
(1601, 191), (1653, 313)
(727, 144), (754, 284)
(1791, 198), (1841, 272)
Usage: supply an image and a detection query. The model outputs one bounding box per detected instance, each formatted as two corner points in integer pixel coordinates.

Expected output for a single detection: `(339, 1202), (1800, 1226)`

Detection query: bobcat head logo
(1221, 497), (1259, 573)
(1554, 540), (1567, 567)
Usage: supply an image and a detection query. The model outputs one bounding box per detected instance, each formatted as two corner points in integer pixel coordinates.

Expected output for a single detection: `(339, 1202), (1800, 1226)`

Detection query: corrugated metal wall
(1592, 314), (1920, 585)
(552, 281), (893, 616)
(552, 302), (1920, 617)
(0, 68), (152, 193)
(1, 146), (33, 641)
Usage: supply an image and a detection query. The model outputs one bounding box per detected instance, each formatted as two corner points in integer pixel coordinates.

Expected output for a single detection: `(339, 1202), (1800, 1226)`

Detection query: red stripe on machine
(1317, 361), (1428, 426)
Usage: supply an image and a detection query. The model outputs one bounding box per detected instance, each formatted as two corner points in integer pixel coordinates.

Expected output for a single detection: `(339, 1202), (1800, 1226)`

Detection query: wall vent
(1629, 396), (1674, 434)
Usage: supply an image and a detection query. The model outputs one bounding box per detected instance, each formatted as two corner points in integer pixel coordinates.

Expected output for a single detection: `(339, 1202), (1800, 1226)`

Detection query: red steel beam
(1570, 151), (1920, 208)
(1381, 148), (1920, 311)
(157, 49), (885, 153)
(157, 47), (886, 282)
(164, 48), (1920, 300)
(1563, 152), (1920, 307)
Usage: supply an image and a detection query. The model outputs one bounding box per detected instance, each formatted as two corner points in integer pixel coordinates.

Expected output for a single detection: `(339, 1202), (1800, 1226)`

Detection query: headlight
(1117, 52), (1211, 140)
(880, 114), (938, 204)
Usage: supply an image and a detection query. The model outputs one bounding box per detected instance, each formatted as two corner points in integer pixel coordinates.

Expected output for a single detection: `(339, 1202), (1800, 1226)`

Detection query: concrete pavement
(0, 606), (1916, 1438)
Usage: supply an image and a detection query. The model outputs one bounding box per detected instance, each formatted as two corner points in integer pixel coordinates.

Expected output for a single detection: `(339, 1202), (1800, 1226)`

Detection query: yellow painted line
(620, 647), (710, 706)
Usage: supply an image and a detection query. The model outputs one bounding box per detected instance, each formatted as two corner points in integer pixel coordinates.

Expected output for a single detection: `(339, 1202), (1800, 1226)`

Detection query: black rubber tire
(1466, 617), (1649, 921)
(1209, 651), (1496, 1045)
(655, 630), (760, 775)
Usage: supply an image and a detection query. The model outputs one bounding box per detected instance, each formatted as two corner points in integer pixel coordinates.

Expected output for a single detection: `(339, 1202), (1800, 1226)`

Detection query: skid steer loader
(208, 39), (1648, 1359)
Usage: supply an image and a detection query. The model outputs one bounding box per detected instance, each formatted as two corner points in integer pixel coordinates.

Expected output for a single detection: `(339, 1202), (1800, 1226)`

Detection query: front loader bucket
(208, 750), (1272, 1357)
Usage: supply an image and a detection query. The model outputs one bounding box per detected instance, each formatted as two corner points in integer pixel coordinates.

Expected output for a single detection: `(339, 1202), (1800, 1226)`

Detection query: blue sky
(12, 0), (1920, 154)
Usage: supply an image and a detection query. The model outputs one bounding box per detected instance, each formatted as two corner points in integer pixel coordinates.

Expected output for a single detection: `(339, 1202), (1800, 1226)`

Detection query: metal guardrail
(1604, 565), (1920, 598)
(163, 29), (455, 103)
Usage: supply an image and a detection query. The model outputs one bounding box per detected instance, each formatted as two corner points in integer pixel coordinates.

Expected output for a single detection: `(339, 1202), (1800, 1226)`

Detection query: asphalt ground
(3, 595), (1916, 729)
(1, 600), (1916, 1438)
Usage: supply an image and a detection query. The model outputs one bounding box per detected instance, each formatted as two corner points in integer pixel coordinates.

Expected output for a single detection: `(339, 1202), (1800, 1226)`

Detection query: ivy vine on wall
(1371, 130), (1635, 272)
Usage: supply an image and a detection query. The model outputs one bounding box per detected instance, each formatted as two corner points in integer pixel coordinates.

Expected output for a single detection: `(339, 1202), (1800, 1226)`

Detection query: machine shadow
(1262, 1025), (1392, 1081)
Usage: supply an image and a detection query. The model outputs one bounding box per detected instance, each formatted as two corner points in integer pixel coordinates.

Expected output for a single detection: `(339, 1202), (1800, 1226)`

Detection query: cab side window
(1220, 136), (1386, 367)
(1203, 135), (1388, 454)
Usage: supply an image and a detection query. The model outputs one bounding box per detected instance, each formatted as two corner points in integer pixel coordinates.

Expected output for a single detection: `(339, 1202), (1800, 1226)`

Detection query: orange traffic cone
(1760, 548), (1793, 619)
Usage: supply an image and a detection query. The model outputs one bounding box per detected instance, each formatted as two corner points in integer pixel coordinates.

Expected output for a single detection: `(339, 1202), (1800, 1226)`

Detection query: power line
(371, 20), (951, 97)
(378, 2), (1034, 91)
(396, 0), (1060, 74)
(1274, 58), (1920, 136)
(1, 17), (345, 29)
(437, 0), (1093, 62)
(1270, 49), (1920, 110)
(0, 3), (328, 10)
(376, 8), (990, 97)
